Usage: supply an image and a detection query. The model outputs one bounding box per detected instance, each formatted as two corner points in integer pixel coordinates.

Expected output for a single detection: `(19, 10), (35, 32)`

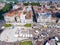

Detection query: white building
(27, 5), (32, 12)
(4, 15), (15, 23)
(4, 9), (27, 23)
(38, 13), (52, 23)
(13, 5), (20, 10)
(0, 2), (5, 9)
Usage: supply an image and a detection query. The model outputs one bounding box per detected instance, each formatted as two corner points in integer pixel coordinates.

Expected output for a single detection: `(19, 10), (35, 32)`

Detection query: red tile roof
(18, 12), (21, 17)
(25, 11), (33, 19)
(5, 9), (22, 17)
(6, 11), (15, 16)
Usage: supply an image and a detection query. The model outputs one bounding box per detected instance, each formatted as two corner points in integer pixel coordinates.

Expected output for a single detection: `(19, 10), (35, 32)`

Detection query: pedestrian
(45, 40), (50, 45)
(55, 10), (60, 23)
(50, 39), (56, 45)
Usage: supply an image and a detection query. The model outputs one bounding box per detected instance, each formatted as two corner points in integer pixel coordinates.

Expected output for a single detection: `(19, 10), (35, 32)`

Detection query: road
(0, 20), (5, 29)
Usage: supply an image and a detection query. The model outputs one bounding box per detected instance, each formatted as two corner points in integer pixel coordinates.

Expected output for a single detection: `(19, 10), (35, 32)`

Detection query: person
(15, 16), (17, 22)
(50, 10), (55, 18)
(45, 40), (50, 45)
(55, 10), (60, 23)
(50, 39), (56, 45)
(44, 40), (48, 45)
(55, 37), (59, 41)
(35, 12), (39, 19)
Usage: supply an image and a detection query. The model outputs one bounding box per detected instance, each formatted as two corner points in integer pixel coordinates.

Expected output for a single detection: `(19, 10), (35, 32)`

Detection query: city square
(0, 0), (60, 45)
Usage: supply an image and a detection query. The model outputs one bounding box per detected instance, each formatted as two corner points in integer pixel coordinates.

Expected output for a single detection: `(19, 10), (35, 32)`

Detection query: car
(0, 29), (3, 34)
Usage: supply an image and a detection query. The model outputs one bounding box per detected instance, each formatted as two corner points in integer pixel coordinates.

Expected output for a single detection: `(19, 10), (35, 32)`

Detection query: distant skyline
(17, 0), (60, 2)
(0, 0), (60, 2)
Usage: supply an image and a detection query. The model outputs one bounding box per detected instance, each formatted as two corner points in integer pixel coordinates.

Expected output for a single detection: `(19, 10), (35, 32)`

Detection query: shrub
(24, 24), (31, 27)
(5, 24), (12, 27)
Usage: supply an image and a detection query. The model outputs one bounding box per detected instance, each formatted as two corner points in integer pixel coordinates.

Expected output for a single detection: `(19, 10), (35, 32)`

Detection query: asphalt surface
(0, 20), (5, 29)
(0, 22), (60, 45)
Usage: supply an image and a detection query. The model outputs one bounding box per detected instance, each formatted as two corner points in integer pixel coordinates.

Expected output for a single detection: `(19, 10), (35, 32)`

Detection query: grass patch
(5, 24), (12, 27)
(19, 41), (33, 45)
(57, 41), (60, 45)
(24, 24), (31, 27)
(57, 41), (60, 43)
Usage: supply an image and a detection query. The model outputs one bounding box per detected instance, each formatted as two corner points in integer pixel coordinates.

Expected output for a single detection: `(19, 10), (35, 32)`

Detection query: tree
(23, 2), (39, 6)
(0, 3), (12, 14)
(0, 3), (12, 20)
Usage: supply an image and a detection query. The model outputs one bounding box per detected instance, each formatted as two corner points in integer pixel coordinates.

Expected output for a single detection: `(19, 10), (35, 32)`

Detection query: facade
(38, 13), (52, 23)
(4, 10), (21, 23)
(13, 5), (20, 10)
(4, 15), (15, 23)
(0, 2), (5, 9)
(4, 5), (33, 23)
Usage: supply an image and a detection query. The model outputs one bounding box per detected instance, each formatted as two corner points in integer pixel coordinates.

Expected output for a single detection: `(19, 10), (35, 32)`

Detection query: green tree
(0, 0), (5, 2)
(0, 3), (12, 13)
(23, 2), (39, 6)
(0, 3), (12, 20)
(23, 2), (29, 6)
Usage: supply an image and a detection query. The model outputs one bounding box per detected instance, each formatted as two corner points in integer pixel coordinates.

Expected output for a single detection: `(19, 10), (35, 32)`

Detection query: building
(4, 9), (21, 23)
(0, 2), (5, 9)
(4, 6), (33, 23)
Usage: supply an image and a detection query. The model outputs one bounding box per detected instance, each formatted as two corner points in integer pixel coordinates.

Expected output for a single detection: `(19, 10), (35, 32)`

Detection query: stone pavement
(0, 23), (60, 45)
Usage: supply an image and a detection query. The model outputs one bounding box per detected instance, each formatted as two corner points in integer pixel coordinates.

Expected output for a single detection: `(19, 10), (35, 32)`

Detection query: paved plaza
(0, 22), (60, 45)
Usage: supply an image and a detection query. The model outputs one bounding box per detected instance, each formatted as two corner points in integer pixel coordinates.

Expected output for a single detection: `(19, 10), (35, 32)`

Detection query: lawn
(57, 41), (60, 45)
(19, 41), (33, 45)
(5, 24), (12, 27)
(24, 24), (31, 27)
(57, 41), (60, 43)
